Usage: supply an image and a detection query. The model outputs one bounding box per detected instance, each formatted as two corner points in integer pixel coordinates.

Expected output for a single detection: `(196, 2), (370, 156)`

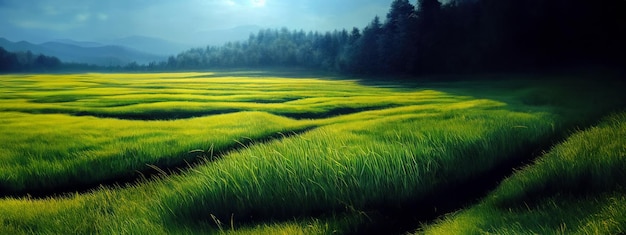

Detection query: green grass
(419, 112), (626, 234)
(0, 73), (462, 119)
(159, 107), (554, 225)
(0, 72), (475, 194)
(0, 71), (624, 234)
(0, 111), (310, 193)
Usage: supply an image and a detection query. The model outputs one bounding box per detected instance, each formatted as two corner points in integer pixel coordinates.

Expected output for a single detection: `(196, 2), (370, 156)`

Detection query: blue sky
(0, 0), (395, 44)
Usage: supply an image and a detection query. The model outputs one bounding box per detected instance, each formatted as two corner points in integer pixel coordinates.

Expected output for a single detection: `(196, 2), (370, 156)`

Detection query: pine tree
(383, 0), (416, 73)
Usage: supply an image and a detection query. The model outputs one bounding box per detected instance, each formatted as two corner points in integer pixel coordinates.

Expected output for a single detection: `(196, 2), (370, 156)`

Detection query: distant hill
(51, 39), (104, 48)
(0, 37), (165, 66)
(104, 36), (191, 56)
(0, 38), (39, 52)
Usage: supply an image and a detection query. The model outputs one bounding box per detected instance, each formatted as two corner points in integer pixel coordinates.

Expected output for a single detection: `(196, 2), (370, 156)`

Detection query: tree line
(0, 47), (62, 72)
(0, 47), (110, 73)
(162, 0), (626, 75)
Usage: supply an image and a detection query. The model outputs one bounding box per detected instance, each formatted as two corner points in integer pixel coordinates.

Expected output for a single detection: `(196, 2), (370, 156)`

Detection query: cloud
(13, 20), (76, 31)
(42, 5), (62, 15)
(0, 0), (392, 43)
(251, 0), (267, 7)
(75, 13), (91, 22)
(97, 13), (109, 21)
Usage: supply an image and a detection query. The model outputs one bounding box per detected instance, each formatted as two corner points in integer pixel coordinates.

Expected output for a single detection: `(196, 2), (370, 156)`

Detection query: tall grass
(153, 106), (555, 227)
(0, 73), (479, 194)
(0, 105), (554, 234)
(420, 112), (626, 234)
(0, 72), (624, 234)
(0, 111), (309, 193)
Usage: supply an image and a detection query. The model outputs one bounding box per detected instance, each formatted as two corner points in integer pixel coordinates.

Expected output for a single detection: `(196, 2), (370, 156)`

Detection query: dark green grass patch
(419, 112), (626, 234)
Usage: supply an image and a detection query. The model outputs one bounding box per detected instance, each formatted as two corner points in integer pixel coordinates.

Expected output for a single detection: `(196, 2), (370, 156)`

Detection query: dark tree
(0, 47), (19, 72)
(34, 54), (61, 70)
(381, 0), (417, 74)
(0, 47), (63, 72)
(351, 16), (384, 74)
(415, 0), (442, 73)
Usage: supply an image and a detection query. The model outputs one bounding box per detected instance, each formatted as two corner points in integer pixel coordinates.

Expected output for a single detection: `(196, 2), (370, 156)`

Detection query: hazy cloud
(0, 0), (393, 44)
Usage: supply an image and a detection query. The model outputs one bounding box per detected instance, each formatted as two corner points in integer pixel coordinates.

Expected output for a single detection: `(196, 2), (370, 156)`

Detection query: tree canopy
(0, 47), (62, 72)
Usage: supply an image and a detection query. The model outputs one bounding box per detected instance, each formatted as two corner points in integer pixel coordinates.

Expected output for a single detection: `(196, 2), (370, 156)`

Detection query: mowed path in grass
(0, 72), (624, 234)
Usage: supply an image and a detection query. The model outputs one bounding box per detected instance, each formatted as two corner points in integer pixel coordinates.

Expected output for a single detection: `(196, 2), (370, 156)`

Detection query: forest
(0, 47), (62, 72)
(2, 0), (625, 76)
(164, 0), (626, 75)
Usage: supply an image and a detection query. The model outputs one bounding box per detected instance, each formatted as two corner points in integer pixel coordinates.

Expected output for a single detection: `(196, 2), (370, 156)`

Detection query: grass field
(419, 112), (626, 234)
(0, 71), (624, 234)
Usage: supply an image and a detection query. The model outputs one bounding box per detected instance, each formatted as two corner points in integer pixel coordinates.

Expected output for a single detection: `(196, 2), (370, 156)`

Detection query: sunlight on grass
(0, 73), (469, 119)
(156, 107), (554, 227)
(0, 72), (624, 234)
(0, 73), (483, 194)
(0, 111), (309, 193)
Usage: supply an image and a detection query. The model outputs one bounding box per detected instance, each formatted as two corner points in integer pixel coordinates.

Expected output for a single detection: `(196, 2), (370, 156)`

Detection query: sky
(0, 0), (394, 44)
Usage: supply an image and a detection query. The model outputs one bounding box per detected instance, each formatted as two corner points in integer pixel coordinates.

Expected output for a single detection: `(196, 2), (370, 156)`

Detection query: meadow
(0, 71), (624, 234)
(420, 112), (626, 234)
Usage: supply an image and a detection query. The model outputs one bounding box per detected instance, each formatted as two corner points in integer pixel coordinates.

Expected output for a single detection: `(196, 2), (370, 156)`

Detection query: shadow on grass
(356, 142), (555, 235)
(6, 103), (400, 121)
(184, 67), (342, 79)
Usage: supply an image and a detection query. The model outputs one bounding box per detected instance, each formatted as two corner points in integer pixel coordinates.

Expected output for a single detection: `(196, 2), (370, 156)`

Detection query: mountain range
(0, 25), (263, 66)
(0, 37), (166, 66)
